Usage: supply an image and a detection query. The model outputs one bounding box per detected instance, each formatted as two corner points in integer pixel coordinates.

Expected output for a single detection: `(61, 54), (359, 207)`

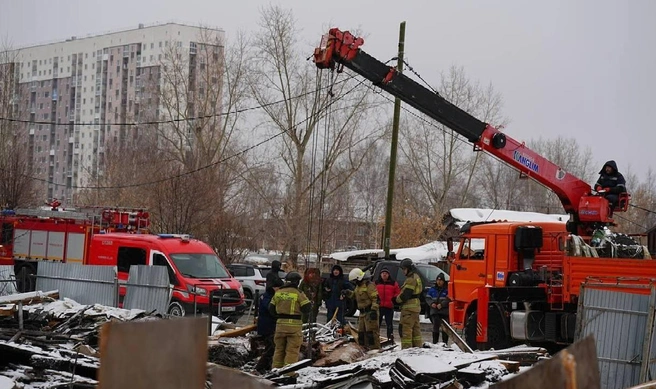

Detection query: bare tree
(248, 5), (384, 268)
(399, 65), (506, 237)
(0, 40), (36, 208)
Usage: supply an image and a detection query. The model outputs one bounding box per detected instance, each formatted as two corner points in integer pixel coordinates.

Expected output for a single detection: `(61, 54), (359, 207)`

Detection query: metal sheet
(13, 229), (30, 257)
(577, 286), (652, 389)
(36, 262), (116, 306)
(47, 231), (65, 260)
(123, 265), (171, 314)
(0, 266), (17, 297)
(66, 232), (85, 263)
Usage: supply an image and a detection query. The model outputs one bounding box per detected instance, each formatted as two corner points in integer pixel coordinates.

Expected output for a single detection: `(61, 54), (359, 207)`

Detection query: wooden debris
(0, 290), (59, 305)
(491, 336), (599, 389)
(496, 359), (521, 373)
(214, 323), (257, 338)
(313, 342), (367, 367)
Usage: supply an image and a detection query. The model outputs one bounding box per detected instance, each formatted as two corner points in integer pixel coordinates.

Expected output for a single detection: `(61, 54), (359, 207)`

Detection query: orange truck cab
(448, 220), (656, 351)
(87, 233), (246, 321)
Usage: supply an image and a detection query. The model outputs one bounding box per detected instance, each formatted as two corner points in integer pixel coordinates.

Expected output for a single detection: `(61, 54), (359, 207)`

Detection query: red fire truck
(0, 206), (246, 321)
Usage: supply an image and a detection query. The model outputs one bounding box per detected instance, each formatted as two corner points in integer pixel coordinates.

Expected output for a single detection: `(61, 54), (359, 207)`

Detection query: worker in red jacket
(375, 267), (400, 341)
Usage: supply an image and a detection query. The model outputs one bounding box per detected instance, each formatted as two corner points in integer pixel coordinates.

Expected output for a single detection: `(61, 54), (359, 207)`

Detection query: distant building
(1, 23), (223, 204)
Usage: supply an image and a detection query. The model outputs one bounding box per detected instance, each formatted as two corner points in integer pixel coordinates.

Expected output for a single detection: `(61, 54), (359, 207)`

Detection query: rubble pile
(279, 344), (543, 389)
(0, 291), (163, 388)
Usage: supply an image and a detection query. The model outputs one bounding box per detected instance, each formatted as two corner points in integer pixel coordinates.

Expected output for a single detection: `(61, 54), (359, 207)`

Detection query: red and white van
(87, 233), (246, 321)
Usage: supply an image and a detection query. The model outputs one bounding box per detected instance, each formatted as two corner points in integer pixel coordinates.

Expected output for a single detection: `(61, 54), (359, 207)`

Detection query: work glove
(368, 311), (377, 321)
(595, 185), (602, 192)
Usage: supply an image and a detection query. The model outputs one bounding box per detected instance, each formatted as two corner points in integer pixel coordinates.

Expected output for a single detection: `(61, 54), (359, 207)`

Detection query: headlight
(238, 286), (244, 295)
(187, 285), (207, 296)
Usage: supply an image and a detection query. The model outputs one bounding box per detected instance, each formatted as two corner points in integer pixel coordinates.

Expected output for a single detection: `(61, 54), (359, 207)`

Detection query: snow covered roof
(326, 241), (457, 264)
(390, 241), (456, 264)
(327, 249), (385, 262)
(449, 208), (569, 226)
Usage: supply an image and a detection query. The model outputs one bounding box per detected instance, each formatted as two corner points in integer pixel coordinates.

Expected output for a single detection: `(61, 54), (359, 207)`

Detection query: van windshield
(170, 253), (230, 279)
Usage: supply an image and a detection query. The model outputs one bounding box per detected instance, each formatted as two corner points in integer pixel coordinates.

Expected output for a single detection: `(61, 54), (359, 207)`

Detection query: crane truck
(312, 28), (656, 350)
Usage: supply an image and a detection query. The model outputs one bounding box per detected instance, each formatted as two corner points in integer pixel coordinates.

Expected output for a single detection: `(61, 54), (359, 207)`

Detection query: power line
(0, 77), (353, 127)
(4, 73), (365, 190)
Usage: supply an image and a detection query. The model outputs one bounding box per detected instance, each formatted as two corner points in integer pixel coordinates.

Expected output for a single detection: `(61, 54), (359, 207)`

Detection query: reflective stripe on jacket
(396, 272), (423, 313)
(354, 281), (380, 312)
(269, 286), (311, 331)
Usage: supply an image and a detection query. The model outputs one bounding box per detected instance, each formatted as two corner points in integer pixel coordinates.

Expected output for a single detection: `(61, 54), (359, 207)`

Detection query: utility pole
(383, 21), (406, 258)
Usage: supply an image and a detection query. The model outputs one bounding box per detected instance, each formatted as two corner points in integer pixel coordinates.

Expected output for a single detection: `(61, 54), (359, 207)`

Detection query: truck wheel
(464, 308), (511, 351)
(167, 301), (186, 317)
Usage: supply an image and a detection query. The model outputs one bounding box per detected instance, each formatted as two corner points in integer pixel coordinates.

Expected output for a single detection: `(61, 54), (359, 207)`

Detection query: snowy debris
(0, 293), (164, 388)
(287, 344), (529, 389)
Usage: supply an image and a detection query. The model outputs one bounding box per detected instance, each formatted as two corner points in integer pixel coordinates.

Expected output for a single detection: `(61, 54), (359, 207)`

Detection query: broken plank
(496, 359), (520, 373)
(0, 290), (59, 305)
(456, 368), (487, 386)
(214, 323), (257, 338)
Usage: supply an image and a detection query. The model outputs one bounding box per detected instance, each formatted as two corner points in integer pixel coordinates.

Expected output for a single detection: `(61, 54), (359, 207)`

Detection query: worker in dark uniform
(426, 273), (451, 345)
(395, 258), (423, 349)
(594, 160), (627, 210)
(269, 272), (311, 370)
(254, 287), (276, 373)
(342, 268), (381, 350)
(266, 260), (285, 292)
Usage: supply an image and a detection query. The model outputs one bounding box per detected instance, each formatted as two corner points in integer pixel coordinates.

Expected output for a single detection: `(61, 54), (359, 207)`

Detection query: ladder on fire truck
(11, 206), (150, 231)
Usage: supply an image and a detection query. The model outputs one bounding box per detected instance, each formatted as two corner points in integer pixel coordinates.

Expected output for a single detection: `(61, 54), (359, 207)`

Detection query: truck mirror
(447, 237), (454, 252)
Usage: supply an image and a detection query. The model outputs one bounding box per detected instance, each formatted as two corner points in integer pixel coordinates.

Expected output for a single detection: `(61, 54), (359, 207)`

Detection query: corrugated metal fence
(575, 283), (656, 389)
(0, 265), (17, 296)
(123, 265), (170, 313)
(34, 262), (171, 314)
(36, 262), (116, 306)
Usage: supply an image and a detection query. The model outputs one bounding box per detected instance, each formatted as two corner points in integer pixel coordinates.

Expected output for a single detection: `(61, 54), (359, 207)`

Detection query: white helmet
(349, 268), (365, 282)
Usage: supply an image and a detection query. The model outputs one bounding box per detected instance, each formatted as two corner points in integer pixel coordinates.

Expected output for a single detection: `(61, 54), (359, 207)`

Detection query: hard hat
(349, 268), (365, 282)
(400, 258), (414, 270)
(285, 271), (302, 286)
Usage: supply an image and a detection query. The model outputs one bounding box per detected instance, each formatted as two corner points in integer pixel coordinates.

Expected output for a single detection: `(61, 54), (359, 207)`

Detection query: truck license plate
(222, 306), (235, 312)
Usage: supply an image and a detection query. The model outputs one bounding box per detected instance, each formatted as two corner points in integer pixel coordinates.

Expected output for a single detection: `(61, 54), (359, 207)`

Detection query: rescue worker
(266, 260), (285, 292)
(594, 160), (627, 210)
(395, 258), (423, 349)
(426, 272), (451, 345)
(254, 287), (276, 373)
(342, 268), (381, 350)
(269, 271), (311, 371)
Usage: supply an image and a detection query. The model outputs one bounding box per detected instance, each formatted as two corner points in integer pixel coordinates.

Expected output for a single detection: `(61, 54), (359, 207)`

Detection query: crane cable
(316, 71), (337, 262)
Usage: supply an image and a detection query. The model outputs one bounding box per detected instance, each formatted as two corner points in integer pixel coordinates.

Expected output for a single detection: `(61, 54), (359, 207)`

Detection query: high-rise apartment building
(1, 23), (224, 204)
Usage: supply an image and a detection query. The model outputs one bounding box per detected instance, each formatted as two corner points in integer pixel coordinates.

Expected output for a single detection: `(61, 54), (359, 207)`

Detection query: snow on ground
(0, 376), (15, 389)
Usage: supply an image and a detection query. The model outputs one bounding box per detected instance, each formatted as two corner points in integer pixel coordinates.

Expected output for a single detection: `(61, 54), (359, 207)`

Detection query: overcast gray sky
(2, 0), (655, 181)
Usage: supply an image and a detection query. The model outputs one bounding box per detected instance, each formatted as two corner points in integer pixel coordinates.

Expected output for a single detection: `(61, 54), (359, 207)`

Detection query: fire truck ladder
(14, 208), (97, 221)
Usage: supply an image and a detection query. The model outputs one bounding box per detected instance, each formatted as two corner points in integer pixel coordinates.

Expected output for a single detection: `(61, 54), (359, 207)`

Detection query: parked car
(226, 263), (286, 304)
(366, 260), (450, 316)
